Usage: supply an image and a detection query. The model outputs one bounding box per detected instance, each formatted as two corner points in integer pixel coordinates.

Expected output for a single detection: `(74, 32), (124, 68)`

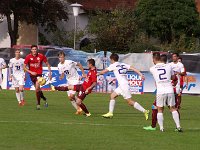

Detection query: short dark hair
(178, 57), (182, 61)
(15, 49), (20, 52)
(160, 54), (167, 63)
(172, 53), (179, 57)
(87, 59), (95, 66)
(58, 51), (65, 57)
(152, 52), (160, 61)
(31, 45), (38, 49)
(110, 53), (119, 61)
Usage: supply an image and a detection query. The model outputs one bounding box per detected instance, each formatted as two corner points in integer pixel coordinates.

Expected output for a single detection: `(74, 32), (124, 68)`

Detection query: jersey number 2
(157, 69), (167, 80)
(117, 65), (127, 74)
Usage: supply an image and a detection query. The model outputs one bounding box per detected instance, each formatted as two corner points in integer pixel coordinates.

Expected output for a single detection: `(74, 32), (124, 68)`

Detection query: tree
(0, 0), (68, 46)
(135, 0), (200, 44)
(87, 7), (139, 53)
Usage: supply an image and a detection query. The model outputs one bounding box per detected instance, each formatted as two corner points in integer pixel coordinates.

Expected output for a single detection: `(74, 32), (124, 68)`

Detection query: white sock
(20, 91), (24, 100)
(16, 93), (21, 103)
(172, 111), (181, 128)
(71, 100), (78, 110)
(109, 99), (115, 113)
(157, 113), (164, 130)
(133, 102), (145, 113)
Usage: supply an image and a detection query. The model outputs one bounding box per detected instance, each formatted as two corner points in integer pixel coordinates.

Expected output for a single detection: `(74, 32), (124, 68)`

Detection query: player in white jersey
(170, 53), (186, 109)
(98, 53), (149, 119)
(9, 49), (25, 106)
(150, 52), (182, 132)
(57, 51), (86, 114)
(0, 57), (6, 90)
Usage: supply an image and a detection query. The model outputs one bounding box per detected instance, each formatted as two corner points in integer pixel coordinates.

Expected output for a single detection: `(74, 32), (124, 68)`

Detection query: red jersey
(82, 68), (97, 93)
(24, 53), (47, 75)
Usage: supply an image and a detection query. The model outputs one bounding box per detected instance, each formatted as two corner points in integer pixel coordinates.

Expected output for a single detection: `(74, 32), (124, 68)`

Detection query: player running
(9, 49), (26, 106)
(150, 52), (182, 132)
(170, 53), (186, 109)
(24, 45), (52, 110)
(51, 59), (97, 117)
(0, 57), (6, 90)
(98, 53), (149, 119)
(57, 51), (86, 114)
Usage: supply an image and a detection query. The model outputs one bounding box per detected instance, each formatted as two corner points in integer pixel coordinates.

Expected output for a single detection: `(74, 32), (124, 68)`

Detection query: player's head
(31, 45), (38, 56)
(160, 54), (167, 64)
(87, 59), (95, 69)
(172, 53), (179, 62)
(178, 57), (182, 63)
(152, 52), (161, 64)
(110, 53), (119, 64)
(15, 49), (21, 58)
(58, 51), (65, 63)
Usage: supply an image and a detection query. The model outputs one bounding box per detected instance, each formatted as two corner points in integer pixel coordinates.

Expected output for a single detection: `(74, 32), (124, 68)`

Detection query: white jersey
(58, 60), (80, 82)
(107, 62), (130, 87)
(170, 62), (184, 73)
(150, 63), (174, 94)
(9, 58), (25, 77)
(0, 58), (6, 74)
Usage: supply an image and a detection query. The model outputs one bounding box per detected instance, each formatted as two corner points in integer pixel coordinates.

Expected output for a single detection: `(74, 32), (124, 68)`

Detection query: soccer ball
(38, 77), (46, 86)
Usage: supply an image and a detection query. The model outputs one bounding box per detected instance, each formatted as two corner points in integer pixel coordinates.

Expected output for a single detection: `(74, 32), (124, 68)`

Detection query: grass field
(0, 90), (200, 150)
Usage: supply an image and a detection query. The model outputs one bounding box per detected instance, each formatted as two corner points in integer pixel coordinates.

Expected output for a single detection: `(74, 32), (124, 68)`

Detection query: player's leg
(143, 100), (157, 131)
(15, 87), (22, 106)
(102, 91), (118, 118)
(19, 85), (25, 105)
(51, 84), (74, 91)
(67, 91), (82, 114)
(156, 94), (166, 132)
(35, 81), (41, 110)
(168, 94), (182, 132)
(0, 73), (2, 90)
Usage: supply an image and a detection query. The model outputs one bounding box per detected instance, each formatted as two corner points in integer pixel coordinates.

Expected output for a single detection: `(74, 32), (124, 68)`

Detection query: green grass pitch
(0, 90), (200, 150)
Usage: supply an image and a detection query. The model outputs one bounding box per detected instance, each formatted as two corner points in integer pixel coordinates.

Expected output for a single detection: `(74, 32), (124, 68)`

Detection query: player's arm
(24, 63), (37, 75)
(129, 66), (145, 80)
(0, 59), (7, 69)
(76, 62), (86, 77)
(97, 69), (109, 76)
(8, 61), (13, 81)
(85, 82), (97, 94)
(44, 61), (52, 80)
(59, 73), (65, 80)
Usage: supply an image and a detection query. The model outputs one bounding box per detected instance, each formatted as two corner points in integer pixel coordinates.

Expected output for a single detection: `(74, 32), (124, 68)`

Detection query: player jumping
(150, 52), (182, 132)
(57, 51), (86, 114)
(24, 45), (52, 110)
(51, 59), (97, 117)
(9, 49), (26, 106)
(98, 53), (149, 119)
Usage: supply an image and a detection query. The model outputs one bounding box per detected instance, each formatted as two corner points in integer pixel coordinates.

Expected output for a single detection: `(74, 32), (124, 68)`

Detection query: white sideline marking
(0, 120), (199, 130)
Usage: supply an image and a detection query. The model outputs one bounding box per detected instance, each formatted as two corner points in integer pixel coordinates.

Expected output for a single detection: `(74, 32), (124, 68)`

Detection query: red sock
(151, 109), (158, 128)
(79, 103), (89, 114)
(55, 86), (69, 91)
(36, 91), (41, 105)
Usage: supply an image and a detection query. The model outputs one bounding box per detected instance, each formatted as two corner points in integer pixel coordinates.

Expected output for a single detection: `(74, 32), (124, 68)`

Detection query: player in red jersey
(24, 45), (52, 110)
(51, 59), (97, 117)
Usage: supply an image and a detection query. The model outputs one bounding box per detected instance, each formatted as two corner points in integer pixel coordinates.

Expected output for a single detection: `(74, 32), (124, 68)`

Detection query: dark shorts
(74, 84), (87, 101)
(30, 74), (42, 84)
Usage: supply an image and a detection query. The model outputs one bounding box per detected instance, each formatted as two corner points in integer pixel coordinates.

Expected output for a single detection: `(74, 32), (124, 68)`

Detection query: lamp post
(70, 3), (82, 50)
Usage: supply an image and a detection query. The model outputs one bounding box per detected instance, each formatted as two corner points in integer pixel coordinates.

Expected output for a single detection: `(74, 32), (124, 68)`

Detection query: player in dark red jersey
(51, 59), (97, 117)
(24, 45), (52, 110)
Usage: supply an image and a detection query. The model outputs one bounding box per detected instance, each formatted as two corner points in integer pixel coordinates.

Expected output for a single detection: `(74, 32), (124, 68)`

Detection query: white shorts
(114, 86), (131, 100)
(0, 73), (2, 85)
(12, 76), (25, 87)
(156, 93), (175, 107)
(67, 80), (82, 97)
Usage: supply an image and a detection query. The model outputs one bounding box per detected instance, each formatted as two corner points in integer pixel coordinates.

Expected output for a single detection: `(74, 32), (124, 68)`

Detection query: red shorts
(74, 84), (87, 100)
(30, 74), (42, 84)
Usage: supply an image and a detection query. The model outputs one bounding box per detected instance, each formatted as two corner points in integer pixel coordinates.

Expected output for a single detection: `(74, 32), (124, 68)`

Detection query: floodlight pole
(70, 3), (83, 50)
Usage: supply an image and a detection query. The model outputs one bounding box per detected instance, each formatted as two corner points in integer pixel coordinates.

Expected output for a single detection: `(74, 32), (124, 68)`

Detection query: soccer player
(0, 57), (6, 90)
(9, 49), (25, 106)
(98, 53), (149, 119)
(170, 53), (186, 109)
(51, 59), (97, 117)
(150, 52), (182, 132)
(57, 51), (86, 114)
(24, 45), (52, 110)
